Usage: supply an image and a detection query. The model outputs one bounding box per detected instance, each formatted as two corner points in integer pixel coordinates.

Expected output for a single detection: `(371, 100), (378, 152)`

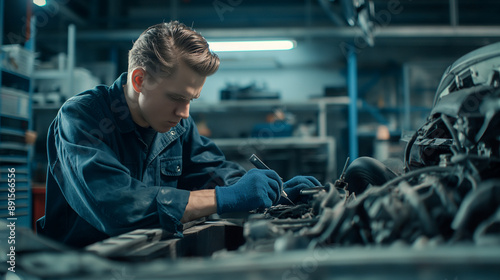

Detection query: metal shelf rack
(0, 0), (34, 228)
(190, 97), (350, 182)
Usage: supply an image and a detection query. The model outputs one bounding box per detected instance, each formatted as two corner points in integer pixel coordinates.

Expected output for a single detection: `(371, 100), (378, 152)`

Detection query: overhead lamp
(208, 40), (295, 52)
(33, 0), (47, 7)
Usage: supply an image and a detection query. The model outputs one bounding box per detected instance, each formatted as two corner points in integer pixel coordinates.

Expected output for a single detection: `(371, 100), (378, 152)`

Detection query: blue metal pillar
(0, 0), (3, 47)
(0, 0), (3, 136)
(347, 45), (358, 160)
(402, 64), (411, 132)
(110, 46), (119, 66)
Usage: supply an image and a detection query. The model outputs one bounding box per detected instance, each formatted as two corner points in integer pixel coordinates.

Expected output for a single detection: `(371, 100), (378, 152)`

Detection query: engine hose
(359, 165), (457, 200)
(404, 129), (419, 172)
(441, 114), (463, 154)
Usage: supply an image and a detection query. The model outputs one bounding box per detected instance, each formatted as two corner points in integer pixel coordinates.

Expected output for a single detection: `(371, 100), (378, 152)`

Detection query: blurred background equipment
(220, 82), (280, 100)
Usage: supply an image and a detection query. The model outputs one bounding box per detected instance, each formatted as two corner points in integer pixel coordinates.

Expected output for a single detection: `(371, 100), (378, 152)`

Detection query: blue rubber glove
(215, 169), (282, 214)
(278, 176), (321, 205)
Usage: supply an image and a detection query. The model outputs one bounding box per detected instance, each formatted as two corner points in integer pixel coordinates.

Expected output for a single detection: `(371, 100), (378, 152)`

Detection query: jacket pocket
(160, 157), (182, 178)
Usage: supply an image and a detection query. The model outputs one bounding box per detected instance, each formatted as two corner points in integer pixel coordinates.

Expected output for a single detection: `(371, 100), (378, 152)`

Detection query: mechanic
(37, 21), (321, 248)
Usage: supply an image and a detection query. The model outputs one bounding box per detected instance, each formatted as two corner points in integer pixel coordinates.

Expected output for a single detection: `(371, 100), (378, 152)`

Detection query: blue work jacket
(37, 73), (246, 248)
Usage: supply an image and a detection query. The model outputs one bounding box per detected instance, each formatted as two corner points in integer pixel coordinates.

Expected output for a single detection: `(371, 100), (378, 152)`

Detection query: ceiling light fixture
(33, 0), (47, 7)
(209, 40), (296, 52)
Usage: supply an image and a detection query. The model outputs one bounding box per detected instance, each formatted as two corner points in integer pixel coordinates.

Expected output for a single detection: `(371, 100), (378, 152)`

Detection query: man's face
(136, 62), (206, 133)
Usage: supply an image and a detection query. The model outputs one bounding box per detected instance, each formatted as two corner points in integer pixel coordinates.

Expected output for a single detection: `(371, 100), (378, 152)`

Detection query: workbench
(5, 219), (500, 280)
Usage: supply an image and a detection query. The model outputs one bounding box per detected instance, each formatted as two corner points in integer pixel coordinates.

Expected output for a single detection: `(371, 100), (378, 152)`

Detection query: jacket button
(170, 130), (176, 136)
(176, 166), (181, 172)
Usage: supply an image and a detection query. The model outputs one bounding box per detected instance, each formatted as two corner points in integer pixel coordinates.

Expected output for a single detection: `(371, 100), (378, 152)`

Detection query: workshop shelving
(191, 97), (350, 183)
(349, 62), (441, 161)
(32, 24), (76, 109)
(0, 0), (35, 228)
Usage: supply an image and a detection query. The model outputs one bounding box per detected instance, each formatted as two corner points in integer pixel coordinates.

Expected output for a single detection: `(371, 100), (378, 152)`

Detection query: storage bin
(1, 87), (30, 119)
(1, 44), (35, 77)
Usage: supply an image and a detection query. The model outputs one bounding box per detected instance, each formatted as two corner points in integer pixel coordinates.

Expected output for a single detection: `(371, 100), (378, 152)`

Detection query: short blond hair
(128, 21), (220, 77)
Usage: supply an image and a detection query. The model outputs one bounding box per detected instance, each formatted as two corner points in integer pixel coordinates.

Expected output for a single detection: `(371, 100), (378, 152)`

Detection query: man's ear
(131, 68), (146, 93)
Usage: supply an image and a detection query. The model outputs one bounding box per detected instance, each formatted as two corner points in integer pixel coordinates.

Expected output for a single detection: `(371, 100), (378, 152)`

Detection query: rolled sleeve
(156, 188), (190, 237)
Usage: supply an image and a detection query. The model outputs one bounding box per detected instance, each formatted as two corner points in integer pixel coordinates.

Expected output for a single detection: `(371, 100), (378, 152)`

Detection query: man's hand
(181, 189), (217, 223)
(215, 169), (282, 214)
(279, 176), (321, 205)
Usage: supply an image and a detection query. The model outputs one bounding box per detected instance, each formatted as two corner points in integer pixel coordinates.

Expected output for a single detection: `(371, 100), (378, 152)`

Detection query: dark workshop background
(1, 0), (500, 229)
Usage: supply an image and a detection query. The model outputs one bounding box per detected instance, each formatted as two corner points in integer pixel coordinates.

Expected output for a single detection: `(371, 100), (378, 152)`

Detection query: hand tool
(334, 157), (350, 189)
(299, 157), (351, 196)
(249, 154), (295, 205)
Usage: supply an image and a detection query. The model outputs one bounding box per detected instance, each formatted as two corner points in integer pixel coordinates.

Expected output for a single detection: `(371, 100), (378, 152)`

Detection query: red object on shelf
(31, 184), (46, 232)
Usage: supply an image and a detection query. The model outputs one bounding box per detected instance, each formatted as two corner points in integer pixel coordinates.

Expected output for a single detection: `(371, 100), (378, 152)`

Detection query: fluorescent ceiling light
(33, 0), (47, 6)
(209, 40), (295, 52)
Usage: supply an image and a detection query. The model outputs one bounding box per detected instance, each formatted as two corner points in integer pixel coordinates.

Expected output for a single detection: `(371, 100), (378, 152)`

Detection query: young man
(37, 21), (320, 248)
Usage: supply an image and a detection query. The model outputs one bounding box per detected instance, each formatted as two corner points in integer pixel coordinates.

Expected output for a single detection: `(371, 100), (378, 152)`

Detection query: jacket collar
(147, 122), (187, 166)
(109, 73), (137, 134)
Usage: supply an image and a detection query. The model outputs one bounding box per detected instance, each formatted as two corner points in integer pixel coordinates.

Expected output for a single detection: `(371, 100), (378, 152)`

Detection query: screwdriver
(249, 154), (295, 205)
